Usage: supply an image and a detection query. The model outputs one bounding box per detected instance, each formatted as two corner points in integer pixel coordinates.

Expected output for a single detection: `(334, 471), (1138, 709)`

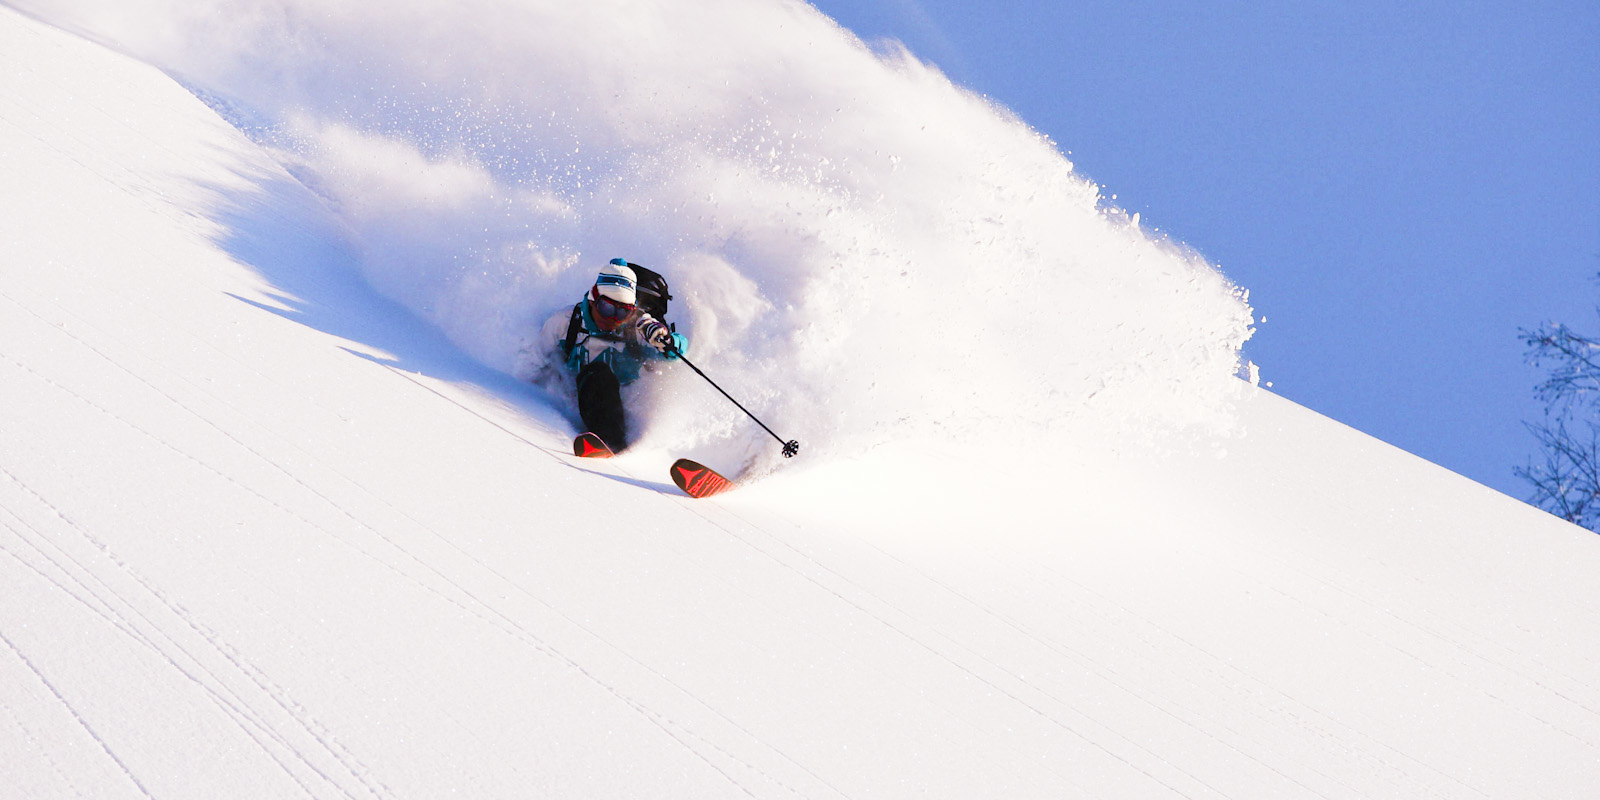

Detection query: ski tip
(671, 458), (736, 499)
(573, 432), (615, 458)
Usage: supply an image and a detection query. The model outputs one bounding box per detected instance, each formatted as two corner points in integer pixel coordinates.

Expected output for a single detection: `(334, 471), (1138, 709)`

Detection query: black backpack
(621, 261), (671, 320)
(563, 260), (673, 355)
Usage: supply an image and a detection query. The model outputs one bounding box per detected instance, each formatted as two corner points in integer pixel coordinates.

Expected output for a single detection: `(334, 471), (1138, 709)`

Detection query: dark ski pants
(577, 361), (627, 452)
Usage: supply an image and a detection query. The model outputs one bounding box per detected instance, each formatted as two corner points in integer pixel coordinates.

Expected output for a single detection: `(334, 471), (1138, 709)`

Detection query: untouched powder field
(3, 4), (1599, 798)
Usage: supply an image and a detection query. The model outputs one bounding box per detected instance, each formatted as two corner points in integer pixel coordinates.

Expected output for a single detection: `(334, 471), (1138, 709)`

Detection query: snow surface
(2, 3), (1598, 798)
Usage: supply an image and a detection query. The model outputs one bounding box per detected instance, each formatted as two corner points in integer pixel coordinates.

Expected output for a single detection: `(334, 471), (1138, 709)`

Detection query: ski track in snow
(0, 300), (755, 798)
(0, 487), (373, 800)
(0, 695), (89, 798)
(0, 342), (392, 798)
(0, 624), (156, 800)
(2, 285), (854, 799)
(0, 293), (413, 797)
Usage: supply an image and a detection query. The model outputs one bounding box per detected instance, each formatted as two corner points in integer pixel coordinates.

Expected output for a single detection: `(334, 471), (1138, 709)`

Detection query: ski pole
(668, 346), (800, 458)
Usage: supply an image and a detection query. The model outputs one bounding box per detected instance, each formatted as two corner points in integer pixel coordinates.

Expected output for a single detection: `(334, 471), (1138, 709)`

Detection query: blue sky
(810, 0), (1600, 498)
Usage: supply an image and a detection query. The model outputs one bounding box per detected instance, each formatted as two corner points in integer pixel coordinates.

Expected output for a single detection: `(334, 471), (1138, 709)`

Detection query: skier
(544, 258), (688, 453)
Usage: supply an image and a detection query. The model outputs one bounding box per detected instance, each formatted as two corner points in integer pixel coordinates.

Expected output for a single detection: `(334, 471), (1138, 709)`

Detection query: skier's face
(591, 289), (635, 331)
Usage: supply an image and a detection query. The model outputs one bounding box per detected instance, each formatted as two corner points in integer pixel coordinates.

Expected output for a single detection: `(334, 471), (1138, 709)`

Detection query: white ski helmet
(593, 258), (638, 306)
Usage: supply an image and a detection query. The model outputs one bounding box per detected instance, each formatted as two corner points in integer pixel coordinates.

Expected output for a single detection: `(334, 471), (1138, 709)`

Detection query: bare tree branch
(1519, 316), (1600, 532)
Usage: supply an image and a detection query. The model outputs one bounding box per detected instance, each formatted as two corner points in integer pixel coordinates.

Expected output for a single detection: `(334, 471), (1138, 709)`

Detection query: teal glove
(665, 332), (688, 361)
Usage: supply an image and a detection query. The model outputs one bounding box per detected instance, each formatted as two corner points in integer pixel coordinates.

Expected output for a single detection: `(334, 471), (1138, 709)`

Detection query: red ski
(670, 458), (736, 499)
(572, 432), (615, 458)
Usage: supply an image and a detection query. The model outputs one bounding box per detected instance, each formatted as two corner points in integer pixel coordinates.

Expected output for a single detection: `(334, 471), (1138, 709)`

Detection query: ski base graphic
(671, 458), (735, 498)
(572, 432), (614, 458)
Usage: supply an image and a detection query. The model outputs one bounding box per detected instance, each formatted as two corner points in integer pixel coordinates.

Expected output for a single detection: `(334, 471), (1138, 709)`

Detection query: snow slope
(3, 5), (1599, 799)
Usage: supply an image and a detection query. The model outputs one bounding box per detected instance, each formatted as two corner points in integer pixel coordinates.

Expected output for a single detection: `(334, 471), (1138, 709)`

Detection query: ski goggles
(593, 293), (636, 321)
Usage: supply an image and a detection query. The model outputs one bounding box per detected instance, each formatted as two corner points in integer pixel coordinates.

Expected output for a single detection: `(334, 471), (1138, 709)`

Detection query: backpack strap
(562, 301), (584, 357)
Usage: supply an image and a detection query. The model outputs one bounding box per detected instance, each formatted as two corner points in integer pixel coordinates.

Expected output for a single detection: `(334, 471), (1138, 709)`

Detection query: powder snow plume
(11, 0), (1255, 468)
